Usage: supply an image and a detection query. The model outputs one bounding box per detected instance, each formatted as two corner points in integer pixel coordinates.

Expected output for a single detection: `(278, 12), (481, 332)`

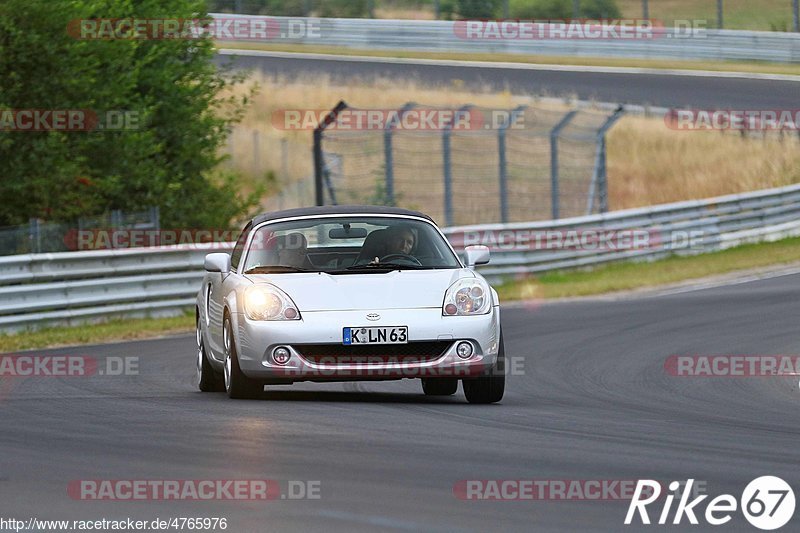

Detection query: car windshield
(241, 216), (461, 273)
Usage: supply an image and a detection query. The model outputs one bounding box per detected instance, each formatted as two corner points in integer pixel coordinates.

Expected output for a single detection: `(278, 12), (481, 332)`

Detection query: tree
(0, 0), (260, 228)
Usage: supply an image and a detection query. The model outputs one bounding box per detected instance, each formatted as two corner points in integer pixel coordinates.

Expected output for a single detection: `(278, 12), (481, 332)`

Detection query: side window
(230, 222), (252, 272)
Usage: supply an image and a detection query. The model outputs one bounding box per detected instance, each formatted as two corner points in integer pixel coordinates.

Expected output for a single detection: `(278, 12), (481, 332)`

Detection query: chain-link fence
(313, 101), (623, 226)
(0, 207), (160, 256)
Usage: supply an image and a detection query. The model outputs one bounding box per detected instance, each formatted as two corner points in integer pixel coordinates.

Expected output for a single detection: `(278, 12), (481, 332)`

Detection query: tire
(463, 332), (505, 404)
(223, 313), (263, 400)
(196, 318), (224, 392)
(421, 378), (458, 396)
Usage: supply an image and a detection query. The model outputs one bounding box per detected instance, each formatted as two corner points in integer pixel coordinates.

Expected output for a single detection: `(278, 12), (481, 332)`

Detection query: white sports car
(195, 206), (504, 403)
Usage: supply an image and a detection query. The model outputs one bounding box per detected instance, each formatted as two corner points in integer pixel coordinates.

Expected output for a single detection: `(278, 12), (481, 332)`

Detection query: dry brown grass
(608, 117), (800, 209)
(224, 73), (800, 213)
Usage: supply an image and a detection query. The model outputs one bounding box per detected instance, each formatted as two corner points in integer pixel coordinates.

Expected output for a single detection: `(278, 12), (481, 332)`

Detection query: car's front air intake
(293, 341), (452, 365)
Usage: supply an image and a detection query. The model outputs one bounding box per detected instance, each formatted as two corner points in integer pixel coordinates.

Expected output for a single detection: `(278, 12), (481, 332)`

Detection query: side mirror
(464, 245), (490, 267)
(204, 253), (231, 274)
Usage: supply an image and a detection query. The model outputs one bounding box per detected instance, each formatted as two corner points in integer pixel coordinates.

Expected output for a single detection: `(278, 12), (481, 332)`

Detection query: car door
(207, 223), (251, 361)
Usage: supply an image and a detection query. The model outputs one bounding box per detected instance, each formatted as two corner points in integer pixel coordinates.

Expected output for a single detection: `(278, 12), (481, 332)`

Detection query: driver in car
(276, 232), (308, 268)
(383, 226), (416, 256)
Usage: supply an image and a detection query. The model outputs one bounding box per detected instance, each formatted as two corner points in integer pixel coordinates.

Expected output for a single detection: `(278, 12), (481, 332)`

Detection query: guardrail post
(384, 103), (415, 206)
(717, 0), (724, 29)
(642, 0), (649, 19)
(550, 110), (578, 220)
(313, 100), (348, 206)
(497, 105), (526, 224)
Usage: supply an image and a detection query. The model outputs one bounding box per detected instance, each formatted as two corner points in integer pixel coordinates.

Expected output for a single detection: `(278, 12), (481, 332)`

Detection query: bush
(580, 0), (621, 18)
(509, 0), (620, 19)
(457, 0), (501, 18)
(509, 0), (571, 19)
(317, 0), (370, 18)
(0, 0), (260, 228)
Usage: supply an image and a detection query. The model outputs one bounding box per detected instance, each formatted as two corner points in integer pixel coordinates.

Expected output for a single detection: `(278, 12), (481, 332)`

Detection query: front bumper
(232, 307), (500, 383)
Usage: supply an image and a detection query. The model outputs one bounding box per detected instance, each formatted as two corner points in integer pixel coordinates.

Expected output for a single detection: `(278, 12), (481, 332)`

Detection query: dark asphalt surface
(218, 51), (800, 109)
(2, 274), (800, 531)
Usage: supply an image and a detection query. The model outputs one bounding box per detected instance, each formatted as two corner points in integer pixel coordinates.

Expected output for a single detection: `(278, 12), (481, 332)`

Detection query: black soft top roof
(251, 205), (435, 226)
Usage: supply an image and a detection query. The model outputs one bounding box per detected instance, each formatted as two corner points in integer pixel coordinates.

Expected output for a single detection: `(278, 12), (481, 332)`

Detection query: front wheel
(197, 318), (223, 392)
(223, 314), (264, 400)
(463, 333), (505, 404)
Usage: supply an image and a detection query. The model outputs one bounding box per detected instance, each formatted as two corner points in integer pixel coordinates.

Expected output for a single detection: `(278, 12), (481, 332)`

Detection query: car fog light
(273, 346), (291, 365)
(456, 341), (473, 359)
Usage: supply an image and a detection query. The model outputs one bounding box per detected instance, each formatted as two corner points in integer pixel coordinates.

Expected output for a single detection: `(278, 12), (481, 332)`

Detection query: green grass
(219, 42), (800, 77)
(0, 312), (194, 353)
(618, 0), (798, 32)
(496, 236), (800, 301)
(5, 236), (800, 352)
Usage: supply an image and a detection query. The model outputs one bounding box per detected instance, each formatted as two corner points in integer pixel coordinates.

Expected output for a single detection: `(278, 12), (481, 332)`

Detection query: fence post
(443, 128), (453, 226)
(252, 130), (260, 176)
(313, 129), (323, 206)
(642, 0), (649, 19)
(234, 0), (243, 14)
(598, 107), (624, 214)
(586, 107), (625, 215)
(442, 105), (472, 226)
(717, 0), (724, 29)
(29, 218), (41, 254)
(550, 110), (578, 220)
(794, 0), (799, 32)
(384, 103), (416, 206)
(497, 105), (526, 224)
(151, 206), (161, 232)
(313, 100), (348, 206)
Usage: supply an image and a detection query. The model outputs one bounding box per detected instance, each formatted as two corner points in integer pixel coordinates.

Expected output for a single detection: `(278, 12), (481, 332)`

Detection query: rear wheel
(463, 333), (505, 404)
(196, 317), (223, 392)
(421, 378), (458, 396)
(223, 314), (263, 400)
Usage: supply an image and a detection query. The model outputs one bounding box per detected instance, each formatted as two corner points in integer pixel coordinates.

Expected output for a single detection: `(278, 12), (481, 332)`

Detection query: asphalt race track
(218, 50), (800, 109)
(2, 274), (799, 532)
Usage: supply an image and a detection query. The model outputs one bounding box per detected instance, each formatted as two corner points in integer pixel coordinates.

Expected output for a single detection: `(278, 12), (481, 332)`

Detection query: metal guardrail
(0, 247), (229, 331)
(3, 183), (800, 332)
(213, 15), (800, 64)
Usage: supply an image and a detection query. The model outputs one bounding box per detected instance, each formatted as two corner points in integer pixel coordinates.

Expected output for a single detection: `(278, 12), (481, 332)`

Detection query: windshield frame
(239, 213), (464, 273)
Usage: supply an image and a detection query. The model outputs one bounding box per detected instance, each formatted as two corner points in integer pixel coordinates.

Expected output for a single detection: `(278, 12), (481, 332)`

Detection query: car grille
(294, 341), (452, 365)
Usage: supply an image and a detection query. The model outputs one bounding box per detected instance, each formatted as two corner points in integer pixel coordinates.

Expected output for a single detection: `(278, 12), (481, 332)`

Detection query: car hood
(245, 269), (474, 311)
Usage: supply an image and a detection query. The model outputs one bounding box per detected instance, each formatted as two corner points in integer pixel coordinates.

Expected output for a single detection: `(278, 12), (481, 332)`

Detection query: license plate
(343, 326), (408, 345)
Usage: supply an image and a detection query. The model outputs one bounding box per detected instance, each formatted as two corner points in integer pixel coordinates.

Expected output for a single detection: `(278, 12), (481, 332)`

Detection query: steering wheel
(379, 253), (422, 266)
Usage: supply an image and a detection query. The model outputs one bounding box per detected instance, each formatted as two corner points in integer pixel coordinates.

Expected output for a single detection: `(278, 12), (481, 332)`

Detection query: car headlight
(244, 285), (301, 321)
(443, 278), (491, 316)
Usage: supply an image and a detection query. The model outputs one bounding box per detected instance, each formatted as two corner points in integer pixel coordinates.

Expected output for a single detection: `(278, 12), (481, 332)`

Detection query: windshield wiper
(244, 266), (314, 274)
(343, 262), (428, 272)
